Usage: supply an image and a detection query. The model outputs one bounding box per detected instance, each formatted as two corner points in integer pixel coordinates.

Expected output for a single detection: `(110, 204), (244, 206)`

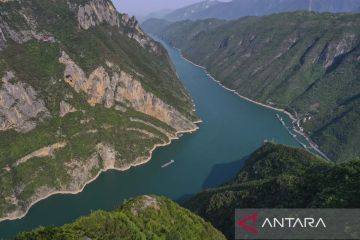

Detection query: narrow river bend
(0, 39), (304, 238)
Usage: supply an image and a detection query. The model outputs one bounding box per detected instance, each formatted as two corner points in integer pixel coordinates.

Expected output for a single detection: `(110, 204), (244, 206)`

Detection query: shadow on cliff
(176, 155), (249, 204)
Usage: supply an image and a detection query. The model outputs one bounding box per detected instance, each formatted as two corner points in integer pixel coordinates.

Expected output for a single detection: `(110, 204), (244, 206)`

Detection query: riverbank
(0, 122), (200, 223)
(175, 48), (330, 161)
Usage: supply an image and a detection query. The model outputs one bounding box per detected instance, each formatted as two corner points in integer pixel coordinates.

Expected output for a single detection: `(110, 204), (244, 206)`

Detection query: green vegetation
(185, 143), (360, 239)
(15, 196), (226, 240)
(0, 0), (197, 219)
(143, 12), (360, 162)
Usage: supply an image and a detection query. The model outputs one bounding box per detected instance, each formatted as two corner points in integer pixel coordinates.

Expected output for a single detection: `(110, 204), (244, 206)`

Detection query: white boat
(276, 114), (286, 126)
(161, 160), (175, 168)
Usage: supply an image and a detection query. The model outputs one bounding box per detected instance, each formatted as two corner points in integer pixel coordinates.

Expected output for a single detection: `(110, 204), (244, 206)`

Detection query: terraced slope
(0, 0), (198, 221)
(143, 12), (360, 162)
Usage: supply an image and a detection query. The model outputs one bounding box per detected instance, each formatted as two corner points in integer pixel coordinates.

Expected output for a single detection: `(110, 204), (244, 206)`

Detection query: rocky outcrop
(59, 51), (197, 132)
(114, 71), (196, 132)
(73, 0), (158, 52)
(131, 195), (161, 216)
(318, 33), (357, 69)
(0, 12), (55, 50)
(96, 143), (118, 170)
(77, 0), (120, 30)
(0, 72), (50, 132)
(120, 14), (159, 52)
(59, 101), (77, 117)
(64, 153), (101, 191)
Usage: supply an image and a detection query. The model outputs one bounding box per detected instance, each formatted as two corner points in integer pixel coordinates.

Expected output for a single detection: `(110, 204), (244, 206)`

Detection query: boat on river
(276, 114), (286, 127)
(161, 160), (175, 168)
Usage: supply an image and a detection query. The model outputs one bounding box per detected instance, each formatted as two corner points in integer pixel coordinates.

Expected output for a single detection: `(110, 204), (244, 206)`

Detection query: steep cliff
(0, 0), (198, 221)
(143, 12), (360, 162)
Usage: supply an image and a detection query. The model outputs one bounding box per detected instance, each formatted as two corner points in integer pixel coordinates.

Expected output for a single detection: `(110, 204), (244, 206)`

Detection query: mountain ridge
(0, 0), (198, 221)
(143, 11), (360, 162)
(161, 0), (360, 21)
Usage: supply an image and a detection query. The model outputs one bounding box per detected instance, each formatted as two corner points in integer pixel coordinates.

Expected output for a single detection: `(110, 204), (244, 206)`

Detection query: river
(0, 39), (307, 238)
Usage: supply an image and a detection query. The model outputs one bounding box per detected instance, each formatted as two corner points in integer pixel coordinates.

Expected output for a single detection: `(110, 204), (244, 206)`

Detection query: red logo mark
(237, 213), (258, 234)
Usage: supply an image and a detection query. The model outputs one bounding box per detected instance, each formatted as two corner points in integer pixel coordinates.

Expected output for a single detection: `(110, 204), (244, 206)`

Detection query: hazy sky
(113, 0), (207, 17)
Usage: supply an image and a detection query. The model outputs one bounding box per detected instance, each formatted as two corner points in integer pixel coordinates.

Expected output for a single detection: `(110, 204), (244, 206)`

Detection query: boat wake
(161, 160), (175, 168)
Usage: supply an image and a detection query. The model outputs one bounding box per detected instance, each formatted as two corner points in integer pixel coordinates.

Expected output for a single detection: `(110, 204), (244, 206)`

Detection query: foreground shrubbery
(16, 196), (226, 240)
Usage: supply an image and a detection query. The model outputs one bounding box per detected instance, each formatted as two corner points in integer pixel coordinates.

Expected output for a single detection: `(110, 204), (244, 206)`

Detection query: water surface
(0, 40), (304, 238)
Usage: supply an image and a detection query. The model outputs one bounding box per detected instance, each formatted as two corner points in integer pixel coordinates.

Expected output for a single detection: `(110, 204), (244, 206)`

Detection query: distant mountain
(142, 18), (226, 37)
(141, 18), (173, 35)
(138, 9), (173, 22)
(163, 0), (360, 21)
(143, 12), (360, 162)
(164, 0), (221, 21)
(16, 196), (226, 239)
(185, 143), (360, 239)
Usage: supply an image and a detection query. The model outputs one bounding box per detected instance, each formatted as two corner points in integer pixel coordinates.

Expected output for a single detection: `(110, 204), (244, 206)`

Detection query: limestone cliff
(59, 51), (197, 132)
(0, 72), (49, 132)
(0, 5), (55, 50)
(76, 0), (120, 30)
(120, 14), (159, 52)
(0, 0), (198, 222)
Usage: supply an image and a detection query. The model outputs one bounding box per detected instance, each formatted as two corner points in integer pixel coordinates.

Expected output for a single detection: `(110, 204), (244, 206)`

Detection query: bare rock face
(59, 101), (77, 117)
(0, 11), (55, 50)
(120, 14), (159, 52)
(59, 51), (197, 132)
(0, 72), (50, 132)
(96, 143), (117, 170)
(114, 71), (196, 132)
(319, 33), (357, 69)
(74, 0), (158, 52)
(131, 195), (161, 216)
(77, 0), (120, 30)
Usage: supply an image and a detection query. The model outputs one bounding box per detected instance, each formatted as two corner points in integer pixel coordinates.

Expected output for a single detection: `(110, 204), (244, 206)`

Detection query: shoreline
(0, 122), (200, 223)
(176, 48), (329, 160)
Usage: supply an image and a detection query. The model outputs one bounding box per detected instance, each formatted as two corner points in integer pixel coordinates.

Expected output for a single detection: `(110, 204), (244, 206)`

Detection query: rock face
(77, 0), (120, 30)
(121, 14), (159, 52)
(0, 0), (198, 223)
(0, 10), (55, 50)
(0, 72), (49, 132)
(319, 33), (357, 69)
(59, 101), (77, 117)
(59, 51), (197, 132)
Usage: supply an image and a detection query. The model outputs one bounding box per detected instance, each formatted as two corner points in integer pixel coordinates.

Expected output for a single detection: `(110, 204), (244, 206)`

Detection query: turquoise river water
(0, 39), (309, 238)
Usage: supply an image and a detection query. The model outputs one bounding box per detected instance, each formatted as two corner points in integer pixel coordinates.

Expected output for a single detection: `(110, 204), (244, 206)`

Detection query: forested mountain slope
(16, 196), (226, 240)
(143, 12), (360, 162)
(0, 0), (198, 221)
(186, 143), (360, 239)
